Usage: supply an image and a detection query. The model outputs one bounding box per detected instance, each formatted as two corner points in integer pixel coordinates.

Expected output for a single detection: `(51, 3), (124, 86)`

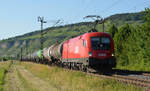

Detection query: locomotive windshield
(91, 37), (111, 50)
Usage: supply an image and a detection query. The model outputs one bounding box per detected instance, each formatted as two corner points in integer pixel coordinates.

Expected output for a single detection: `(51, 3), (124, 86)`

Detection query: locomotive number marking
(98, 53), (106, 56)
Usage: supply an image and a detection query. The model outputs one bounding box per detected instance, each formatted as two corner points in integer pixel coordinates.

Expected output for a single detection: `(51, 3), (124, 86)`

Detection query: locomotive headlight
(112, 53), (115, 56)
(89, 52), (93, 56)
(111, 51), (115, 56)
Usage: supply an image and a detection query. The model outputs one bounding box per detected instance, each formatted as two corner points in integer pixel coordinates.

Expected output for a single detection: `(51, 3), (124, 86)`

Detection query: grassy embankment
(20, 62), (143, 91)
(0, 61), (12, 91)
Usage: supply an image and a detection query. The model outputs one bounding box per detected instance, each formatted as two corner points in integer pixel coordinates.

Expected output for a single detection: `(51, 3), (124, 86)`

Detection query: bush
(111, 8), (150, 71)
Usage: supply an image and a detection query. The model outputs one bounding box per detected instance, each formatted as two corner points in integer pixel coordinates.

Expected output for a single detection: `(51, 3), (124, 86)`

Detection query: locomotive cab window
(83, 40), (86, 47)
(91, 37), (111, 50)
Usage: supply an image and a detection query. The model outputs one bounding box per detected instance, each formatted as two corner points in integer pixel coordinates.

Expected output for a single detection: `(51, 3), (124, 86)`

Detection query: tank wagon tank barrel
(43, 42), (63, 61)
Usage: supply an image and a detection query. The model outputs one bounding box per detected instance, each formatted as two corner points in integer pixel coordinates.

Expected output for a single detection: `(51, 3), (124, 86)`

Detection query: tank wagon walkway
(4, 62), (58, 91)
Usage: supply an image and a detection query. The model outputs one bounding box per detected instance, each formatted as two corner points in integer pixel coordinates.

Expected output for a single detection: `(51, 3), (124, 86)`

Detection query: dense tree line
(108, 8), (150, 70)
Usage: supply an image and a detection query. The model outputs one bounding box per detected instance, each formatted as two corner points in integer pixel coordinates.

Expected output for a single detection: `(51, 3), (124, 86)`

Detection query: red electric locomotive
(38, 30), (116, 71)
(61, 32), (116, 70)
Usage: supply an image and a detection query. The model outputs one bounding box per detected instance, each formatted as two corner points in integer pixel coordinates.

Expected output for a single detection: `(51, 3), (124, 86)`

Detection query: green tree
(108, 24), (118, 38)
(144, 8), (150, 25)
(114, 23), (132, 66)
(114, 8), (150, 70)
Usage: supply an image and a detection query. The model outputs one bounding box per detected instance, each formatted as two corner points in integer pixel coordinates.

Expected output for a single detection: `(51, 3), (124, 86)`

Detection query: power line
(81, 0), (122, 24)
(82, 0), (94, 13)
(84, 15), (108, 32)
(37, 17), (64, 53)
(46, 19), (64, 27)
(101, 0), (121, 14)
(129, 0), (150, 11)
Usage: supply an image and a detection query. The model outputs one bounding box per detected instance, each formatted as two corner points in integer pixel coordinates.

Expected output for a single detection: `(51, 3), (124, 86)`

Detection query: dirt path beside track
(4, 62), (58, 91)
(4, 64), (26, 91)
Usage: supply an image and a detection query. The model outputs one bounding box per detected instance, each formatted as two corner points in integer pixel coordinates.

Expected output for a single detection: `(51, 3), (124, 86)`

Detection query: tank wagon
(24, 32), (116, 71)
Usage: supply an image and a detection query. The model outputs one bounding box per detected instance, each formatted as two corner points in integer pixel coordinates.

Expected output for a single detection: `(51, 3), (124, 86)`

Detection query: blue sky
(0, 0), (149, 39)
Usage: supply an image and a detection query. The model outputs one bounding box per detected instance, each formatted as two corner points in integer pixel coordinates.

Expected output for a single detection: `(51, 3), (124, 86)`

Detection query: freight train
(22, 31), (116, 71)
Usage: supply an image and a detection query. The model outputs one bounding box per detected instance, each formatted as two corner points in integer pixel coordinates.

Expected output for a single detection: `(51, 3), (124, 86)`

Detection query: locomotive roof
(83, 32), (111, 36)
(79, 32), (111, 39)
(65, 32), (111, 43)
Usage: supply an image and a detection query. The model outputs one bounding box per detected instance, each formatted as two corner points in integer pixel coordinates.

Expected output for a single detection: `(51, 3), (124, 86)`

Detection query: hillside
(108, 12), (145, 25)
(0, 11), (145, 58)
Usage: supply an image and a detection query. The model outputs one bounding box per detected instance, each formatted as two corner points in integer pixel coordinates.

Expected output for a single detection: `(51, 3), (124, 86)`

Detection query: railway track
(143, 73), (150, 77)
(47, 62), (150, 89)
(78, 67), (150, 90)
(111, 74), (150, 87)
(24, 60), (150, 89)
(86, 73), (150, 90)
(84, 69), (150, 90)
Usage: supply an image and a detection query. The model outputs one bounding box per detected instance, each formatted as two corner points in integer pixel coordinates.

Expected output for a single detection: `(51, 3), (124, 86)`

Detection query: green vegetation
(108, 12), (145, 26)
(0, 10), (150, 72)
(0, 61), (12, 91)
(20, 62), (143, 91)
(0, 11), (145, 58)
(109, 8), (150, 71)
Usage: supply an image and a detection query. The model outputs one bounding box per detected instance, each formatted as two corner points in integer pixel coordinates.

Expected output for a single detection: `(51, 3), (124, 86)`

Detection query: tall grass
(20, 62), (143, 91)
(0, 61), (12, 91)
